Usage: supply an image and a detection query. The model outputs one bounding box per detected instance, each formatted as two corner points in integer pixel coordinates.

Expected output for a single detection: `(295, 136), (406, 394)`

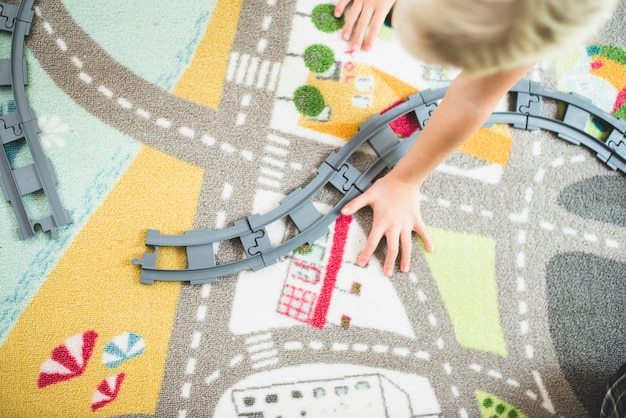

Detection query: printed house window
(352, 95), (373, 109)
(355, 76), (374, 91)
(355, 381), (370, 391)
(289, 260), (321, 284)
(277, 284), (316, 323)
(313, 388), (325, 398)
(335, 386), (349, 396)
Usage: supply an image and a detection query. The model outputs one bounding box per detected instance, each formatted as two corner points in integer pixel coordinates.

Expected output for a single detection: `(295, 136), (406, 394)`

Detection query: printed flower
(37, 330), (98, 388)
(91, 373), (126, 411)
(38, 115), (69, 149)
(102, 332), (145, 369)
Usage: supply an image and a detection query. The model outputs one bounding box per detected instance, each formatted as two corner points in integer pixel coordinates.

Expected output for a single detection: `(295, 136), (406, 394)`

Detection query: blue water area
(59, 1), (216, 90)
(0, 53), (141, 345)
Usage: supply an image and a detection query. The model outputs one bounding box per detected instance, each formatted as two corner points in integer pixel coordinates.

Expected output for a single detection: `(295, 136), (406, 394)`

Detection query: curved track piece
(133, 80), (625, 285)
(0, 0), (71, 239)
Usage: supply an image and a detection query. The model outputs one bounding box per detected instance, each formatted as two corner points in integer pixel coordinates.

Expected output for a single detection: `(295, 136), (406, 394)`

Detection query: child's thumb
(341, 193), (370, 216)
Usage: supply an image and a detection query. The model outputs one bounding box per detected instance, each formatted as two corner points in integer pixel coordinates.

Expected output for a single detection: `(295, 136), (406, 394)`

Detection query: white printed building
(232, 373), (436, 417)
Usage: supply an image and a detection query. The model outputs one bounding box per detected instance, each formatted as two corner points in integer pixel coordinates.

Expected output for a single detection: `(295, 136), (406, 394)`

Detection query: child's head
(394, 0), (617, 76)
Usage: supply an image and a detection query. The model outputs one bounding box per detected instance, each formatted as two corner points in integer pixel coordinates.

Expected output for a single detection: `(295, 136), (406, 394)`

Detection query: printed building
(231, 373), (436, 417)
(276, 215), (416, 338)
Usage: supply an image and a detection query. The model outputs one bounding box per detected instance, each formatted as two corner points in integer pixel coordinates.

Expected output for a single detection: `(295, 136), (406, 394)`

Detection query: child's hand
(341, 172), (434, 277)
(334, 0), (396, 51)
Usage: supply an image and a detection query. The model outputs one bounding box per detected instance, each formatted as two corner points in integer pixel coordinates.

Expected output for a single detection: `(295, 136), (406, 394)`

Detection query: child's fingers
(362, 9), (387, 51)
(383, 230), (400, 276)
(350, 6), (374, 50)
(399, 229), (413, 273)
(414, 218), (434, 252)
(342, 2), (363, 43)
(357, 225), (384, 268)
(334, 0), (351, 17)
(341, 193), (369, 216)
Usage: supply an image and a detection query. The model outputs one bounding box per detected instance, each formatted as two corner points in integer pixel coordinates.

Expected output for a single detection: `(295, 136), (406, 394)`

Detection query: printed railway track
(133, 79), (626, 285)
(0, 0), (71, 239)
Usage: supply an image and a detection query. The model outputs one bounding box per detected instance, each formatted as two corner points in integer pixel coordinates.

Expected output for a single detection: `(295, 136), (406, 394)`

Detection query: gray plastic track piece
(0, 0), (72, 239)
(133, 80), (626, 284)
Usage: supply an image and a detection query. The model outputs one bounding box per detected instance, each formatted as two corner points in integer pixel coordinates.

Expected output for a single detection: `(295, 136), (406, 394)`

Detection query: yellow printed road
(0, 146), (204, 417)
(173, 0), (244, 109)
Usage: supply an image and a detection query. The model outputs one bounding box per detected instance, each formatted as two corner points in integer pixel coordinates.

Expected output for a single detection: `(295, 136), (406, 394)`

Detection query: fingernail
(342, 32), (350, 41)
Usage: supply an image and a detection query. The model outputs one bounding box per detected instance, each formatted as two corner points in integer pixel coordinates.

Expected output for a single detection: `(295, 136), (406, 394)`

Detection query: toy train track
(0, 0), (71, 239)
(133, 79), (626, 285)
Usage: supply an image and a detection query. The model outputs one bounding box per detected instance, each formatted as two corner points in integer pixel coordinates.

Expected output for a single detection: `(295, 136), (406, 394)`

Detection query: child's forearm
(389, 64), (534, 185)
(341, 64), (534, 276)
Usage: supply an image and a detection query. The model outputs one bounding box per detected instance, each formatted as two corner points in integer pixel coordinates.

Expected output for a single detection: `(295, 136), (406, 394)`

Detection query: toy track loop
(0, 0), (71, 239)
(133, 79), (625, 285)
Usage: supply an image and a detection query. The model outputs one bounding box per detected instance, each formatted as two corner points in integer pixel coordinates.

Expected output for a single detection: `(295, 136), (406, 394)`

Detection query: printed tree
(293, 85), (326, 117)
(292, 44), (338, 118)
(311, 3), (345, 33)
(290, 5), (344, 118)
(303, 44), (336, 75)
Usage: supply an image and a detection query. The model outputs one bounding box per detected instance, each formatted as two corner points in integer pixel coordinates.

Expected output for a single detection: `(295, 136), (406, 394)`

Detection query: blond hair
(394, 0), (618, 76)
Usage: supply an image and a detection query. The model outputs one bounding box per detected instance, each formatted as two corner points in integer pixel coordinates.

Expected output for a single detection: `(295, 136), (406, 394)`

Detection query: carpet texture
(1, 1), (625, 417)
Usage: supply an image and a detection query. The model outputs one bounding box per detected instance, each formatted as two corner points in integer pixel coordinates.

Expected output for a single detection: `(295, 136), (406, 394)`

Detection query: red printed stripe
(310, 215), (352, 329)
(613, 87), (626, 113)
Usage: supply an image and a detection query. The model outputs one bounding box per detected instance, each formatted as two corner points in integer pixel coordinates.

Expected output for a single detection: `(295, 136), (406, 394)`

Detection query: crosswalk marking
(228, 51), (282, 92)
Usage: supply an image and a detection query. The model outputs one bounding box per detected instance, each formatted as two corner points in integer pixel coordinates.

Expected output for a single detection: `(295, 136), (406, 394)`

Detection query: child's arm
(334, 0), (396, 51)
(341, 64), (534, 276)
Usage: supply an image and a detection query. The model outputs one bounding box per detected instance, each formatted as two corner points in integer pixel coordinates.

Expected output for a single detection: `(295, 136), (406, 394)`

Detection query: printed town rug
(1, 1), (625, 417)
